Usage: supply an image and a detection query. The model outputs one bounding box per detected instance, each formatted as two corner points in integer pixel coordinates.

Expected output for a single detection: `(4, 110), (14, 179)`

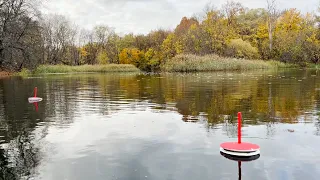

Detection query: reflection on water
(0, 69), (320, 179)
(220, 151), (261, 180)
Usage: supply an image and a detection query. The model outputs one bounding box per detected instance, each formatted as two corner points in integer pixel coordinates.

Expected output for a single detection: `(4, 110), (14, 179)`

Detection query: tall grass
(18, 64), (140, 76)
(161, 54), (296, 72)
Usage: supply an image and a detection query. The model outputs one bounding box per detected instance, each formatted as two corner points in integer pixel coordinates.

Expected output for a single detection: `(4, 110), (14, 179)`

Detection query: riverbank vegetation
(161, 54), (296, 72)
(17, 64), (140, 76)
(1, 0), (320, 73)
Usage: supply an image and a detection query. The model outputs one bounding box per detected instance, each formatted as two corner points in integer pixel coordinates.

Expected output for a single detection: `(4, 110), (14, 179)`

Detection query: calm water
(0, 69), (320, 180)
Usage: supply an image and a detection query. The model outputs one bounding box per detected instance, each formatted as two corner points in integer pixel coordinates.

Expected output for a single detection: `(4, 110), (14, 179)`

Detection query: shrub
(225, 39), (260, 59)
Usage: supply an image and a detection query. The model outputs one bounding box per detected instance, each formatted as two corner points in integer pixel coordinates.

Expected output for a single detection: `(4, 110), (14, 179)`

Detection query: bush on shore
(225, 39), (260, 59)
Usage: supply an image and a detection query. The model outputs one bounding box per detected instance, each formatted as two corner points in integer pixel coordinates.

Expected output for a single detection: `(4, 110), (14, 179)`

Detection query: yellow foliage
(119, 48), (144, 65)
(80, 47), (88, 57)
(202, 10), (239, 54)
(256, 24), (269, 40)
(119, 48), (129, 64)
(174, 40), (184, 54)
(145, 48), (155, 61)
(190, 24), (198, 31)
(276, 8), (304, 32)
(162, 33), (177, 59)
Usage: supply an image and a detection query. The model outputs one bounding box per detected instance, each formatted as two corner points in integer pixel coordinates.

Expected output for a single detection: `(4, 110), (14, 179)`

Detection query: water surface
(0, 69), (320, 180)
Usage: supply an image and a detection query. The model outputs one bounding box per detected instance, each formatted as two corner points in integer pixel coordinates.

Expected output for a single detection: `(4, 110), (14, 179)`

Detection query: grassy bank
(161, 54), (297, 72)
(18, 64), (140, 76)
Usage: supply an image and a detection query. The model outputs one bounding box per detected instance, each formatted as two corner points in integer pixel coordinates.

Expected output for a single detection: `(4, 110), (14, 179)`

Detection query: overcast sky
(40, 0), (319, 35)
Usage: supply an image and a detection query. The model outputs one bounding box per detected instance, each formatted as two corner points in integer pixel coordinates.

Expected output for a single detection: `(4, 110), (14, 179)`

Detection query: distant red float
(220, 112), (260, 157)
(28, 87), (43, 103)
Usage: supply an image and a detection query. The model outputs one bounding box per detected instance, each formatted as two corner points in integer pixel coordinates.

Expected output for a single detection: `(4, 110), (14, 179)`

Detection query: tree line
(1, 0), (320, 72)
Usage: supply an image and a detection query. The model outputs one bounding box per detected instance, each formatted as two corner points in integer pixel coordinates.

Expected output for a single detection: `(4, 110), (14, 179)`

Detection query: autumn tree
(202, 9), (238, 55)
(237, 8), (268, 42)
(119, 48), (146, 69)
(273, 9), (319, 64)
(175, 17), (199, 36)
(147, 29), (170, 52)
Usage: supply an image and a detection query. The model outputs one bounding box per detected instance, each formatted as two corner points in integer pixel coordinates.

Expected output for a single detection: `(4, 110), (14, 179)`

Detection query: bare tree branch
(266, 0), (280, 53)
(0, 0), (42, 69)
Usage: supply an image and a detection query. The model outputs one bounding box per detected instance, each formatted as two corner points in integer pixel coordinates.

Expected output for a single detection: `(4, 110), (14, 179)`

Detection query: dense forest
(1, 0), (320, 72)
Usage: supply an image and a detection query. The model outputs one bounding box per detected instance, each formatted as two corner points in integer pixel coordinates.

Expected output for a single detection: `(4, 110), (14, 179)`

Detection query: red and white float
(28, 87), (43, 103)
(220, 112), (260, 157)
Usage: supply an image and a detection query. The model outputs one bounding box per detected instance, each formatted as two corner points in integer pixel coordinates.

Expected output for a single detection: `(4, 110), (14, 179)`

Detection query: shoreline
(0, 71), (13, 78)
(0, 66), (317, 78)
(1, 56), (319, 77)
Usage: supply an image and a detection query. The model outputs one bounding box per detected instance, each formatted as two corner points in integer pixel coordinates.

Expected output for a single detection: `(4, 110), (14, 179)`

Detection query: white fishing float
(28, 87), (43, 103)
(220, 112), (260, 157)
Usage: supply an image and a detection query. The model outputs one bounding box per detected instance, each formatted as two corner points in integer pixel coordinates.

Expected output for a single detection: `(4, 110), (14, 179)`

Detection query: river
(0, 69), (319, 180)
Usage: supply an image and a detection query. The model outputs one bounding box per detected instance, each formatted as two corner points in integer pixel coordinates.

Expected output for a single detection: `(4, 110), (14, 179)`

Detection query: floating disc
(220, 142), (260, 157)
(221, 142), (260, 152)
(220, 151), (260, 162)
(28, 97), (43, 103)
